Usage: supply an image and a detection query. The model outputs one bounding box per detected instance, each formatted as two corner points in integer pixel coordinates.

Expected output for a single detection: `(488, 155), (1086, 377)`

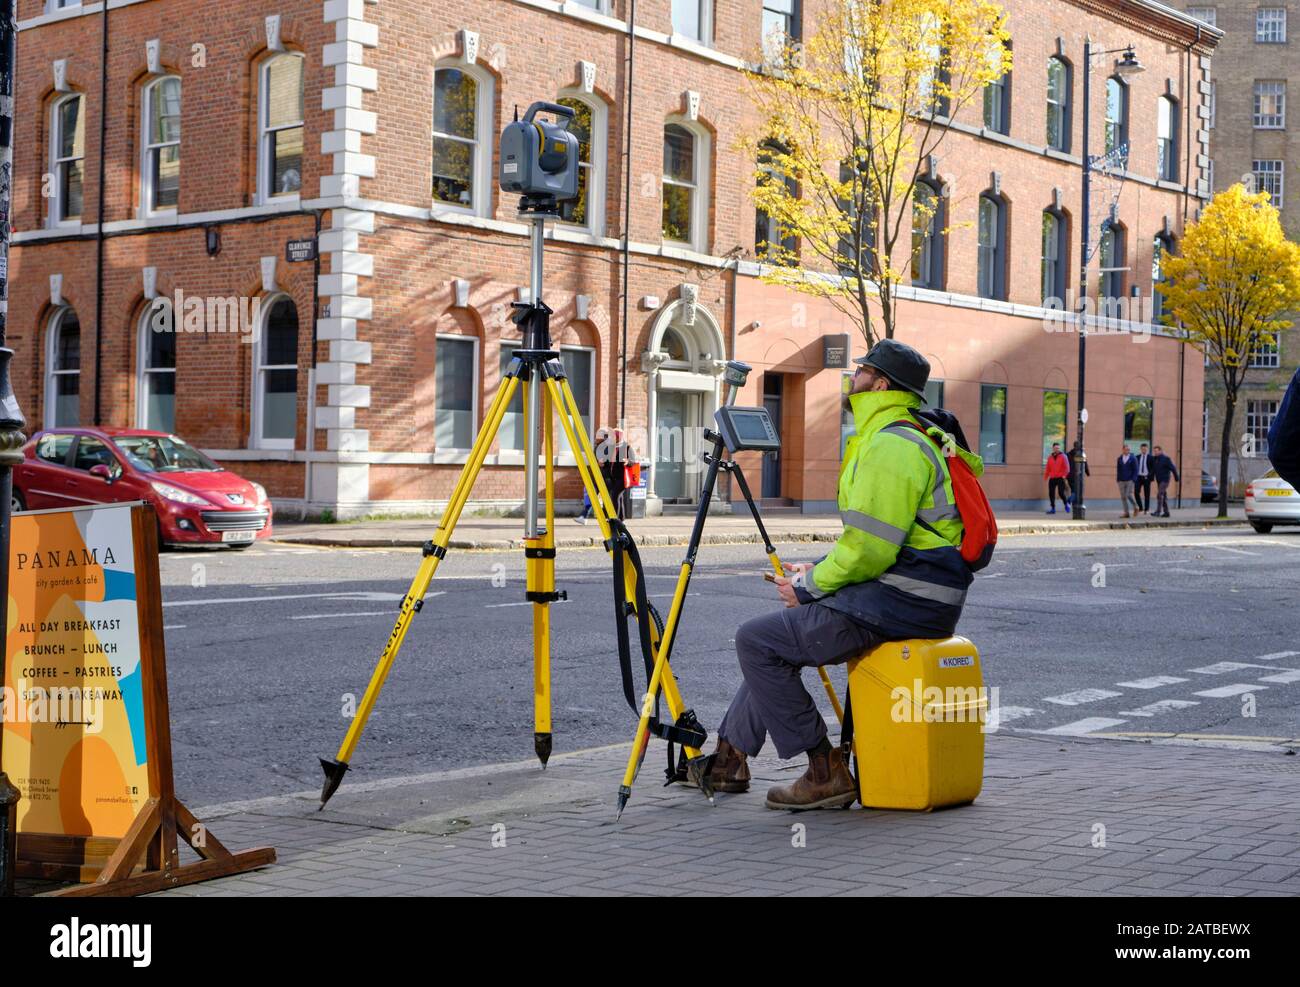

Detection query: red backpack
(893, 418), (998, 571)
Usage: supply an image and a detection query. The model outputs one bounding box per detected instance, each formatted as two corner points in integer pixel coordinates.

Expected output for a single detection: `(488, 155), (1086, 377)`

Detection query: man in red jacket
(1043, 442), (1071, 514)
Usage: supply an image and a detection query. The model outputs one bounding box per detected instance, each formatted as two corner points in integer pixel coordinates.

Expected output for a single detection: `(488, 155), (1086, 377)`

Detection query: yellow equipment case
(845, 636), (986, 811)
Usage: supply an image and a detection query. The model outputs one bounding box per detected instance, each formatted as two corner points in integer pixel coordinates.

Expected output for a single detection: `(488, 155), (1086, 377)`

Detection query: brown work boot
(684, 738), (750, 793)
(765, 745), (856, 811)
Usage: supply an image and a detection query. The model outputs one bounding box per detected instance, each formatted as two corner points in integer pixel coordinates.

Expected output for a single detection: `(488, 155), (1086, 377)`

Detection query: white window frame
(1249, 338), (1281, 368)
(662, 116), (711, 254)
(1257, 7), (1287, 43)
(1253, 159), (1284, 206)
(1046, 56), (1070, 151)
(557, 344), (597, 463)
(434, 333), (480, 455)
(45, 307), (80, 427)
(432, 60), (495, 218)
(556, 91), (607, 237)
(671, 0), (714, 46)
(257, 52), (305, 206)
(1188, 7), (1217, 28)
(137, 300), (177, 431)
(1253, 80), (1286, 129)
(48, 92), (84, 229)
(251, 293), (299, 451)
(1156, 94), (1177, 181)
(140, 75), (181, 218)
(1246, 400), (1279, 456)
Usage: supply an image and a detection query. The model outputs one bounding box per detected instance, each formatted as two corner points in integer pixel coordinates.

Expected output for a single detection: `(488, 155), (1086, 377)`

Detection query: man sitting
(702, 340), (983, 810)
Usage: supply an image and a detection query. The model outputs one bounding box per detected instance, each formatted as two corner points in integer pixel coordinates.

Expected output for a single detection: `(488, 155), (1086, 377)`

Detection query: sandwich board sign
(2, 502), (274, 895)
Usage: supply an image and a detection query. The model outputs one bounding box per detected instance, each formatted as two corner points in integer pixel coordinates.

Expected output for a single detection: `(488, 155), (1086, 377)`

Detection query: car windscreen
(113, 436), (221, 473)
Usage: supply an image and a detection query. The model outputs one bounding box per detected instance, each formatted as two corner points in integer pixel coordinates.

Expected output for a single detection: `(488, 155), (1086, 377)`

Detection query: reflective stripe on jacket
(806, 389), (984, 640)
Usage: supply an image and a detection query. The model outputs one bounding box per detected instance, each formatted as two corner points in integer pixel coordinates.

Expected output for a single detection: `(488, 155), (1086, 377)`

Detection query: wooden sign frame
(7, 503), (274, 895)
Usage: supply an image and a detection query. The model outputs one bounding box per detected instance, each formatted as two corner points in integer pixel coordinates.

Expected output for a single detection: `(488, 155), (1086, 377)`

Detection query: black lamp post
(1075, 42), (1144, 520)
(0, 0), (26, 898)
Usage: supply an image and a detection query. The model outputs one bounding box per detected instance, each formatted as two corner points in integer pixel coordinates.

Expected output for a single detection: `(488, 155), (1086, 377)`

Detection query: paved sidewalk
(273, 504), (1247, 550)
(154, 733), (1300, 897)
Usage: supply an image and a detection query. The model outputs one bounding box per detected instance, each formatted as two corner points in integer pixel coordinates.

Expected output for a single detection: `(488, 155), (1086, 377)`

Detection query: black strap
(608, 519), (706, 778)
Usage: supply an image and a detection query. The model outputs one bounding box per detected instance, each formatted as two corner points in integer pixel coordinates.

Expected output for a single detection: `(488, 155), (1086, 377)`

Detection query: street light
(1074, 41), (1144, 520)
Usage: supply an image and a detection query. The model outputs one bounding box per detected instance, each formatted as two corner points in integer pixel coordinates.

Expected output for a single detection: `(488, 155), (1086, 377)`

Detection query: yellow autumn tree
(744, 0), (1011, 345)
(1159, 182), (1300, 516)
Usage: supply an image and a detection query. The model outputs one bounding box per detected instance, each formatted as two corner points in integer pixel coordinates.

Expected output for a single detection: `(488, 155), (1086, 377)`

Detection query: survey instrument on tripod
(319, 102), (709, 810)
(613, 363), (845, 818)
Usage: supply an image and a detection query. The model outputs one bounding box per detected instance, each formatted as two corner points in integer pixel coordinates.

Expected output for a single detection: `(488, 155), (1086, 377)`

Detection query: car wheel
(1251, 521), (1274, 534)
(10, 488), (25, 513)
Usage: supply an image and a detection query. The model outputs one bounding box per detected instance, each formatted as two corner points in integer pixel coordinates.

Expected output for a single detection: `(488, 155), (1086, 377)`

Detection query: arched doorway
(643, 298), (726, 508)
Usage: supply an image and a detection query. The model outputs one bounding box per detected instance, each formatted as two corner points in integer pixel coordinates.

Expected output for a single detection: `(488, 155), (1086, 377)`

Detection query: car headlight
(150, 481), (210, 506)
(251, 482), (268, 504)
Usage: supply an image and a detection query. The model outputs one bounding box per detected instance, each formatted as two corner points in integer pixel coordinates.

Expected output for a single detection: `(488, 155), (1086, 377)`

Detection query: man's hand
(774, 576), (800, 608)
(785, 562), (814, 577)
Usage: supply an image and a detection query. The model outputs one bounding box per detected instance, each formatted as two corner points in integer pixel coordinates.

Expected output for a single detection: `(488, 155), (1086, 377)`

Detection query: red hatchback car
(13, 427), (274, 548)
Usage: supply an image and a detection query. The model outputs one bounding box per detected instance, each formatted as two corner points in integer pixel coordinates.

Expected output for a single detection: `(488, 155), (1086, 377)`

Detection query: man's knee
(735, 611), (788, 668)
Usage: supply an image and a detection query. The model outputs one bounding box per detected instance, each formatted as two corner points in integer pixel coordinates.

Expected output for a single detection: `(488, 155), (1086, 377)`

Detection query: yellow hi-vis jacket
(802, 389), (985, 639)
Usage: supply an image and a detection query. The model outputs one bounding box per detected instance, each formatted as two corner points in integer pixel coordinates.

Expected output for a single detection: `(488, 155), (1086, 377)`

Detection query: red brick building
(7, 0), (1218, 517)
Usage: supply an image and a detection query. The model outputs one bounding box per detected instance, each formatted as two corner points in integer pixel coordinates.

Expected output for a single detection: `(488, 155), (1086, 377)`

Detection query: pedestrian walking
(1150, 445), (1180, 517)
(1116, 444), (1138, 517)
(1066, 440), (1090, 510)
(1133, 443), (1153, 514)
(1043, 442), (1071, 514)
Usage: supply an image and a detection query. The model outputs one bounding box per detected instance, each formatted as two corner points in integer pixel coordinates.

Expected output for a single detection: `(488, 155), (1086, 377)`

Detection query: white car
(1245, 470), (1300, 533)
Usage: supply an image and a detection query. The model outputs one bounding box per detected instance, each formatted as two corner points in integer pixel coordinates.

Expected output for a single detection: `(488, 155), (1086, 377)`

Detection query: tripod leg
(529, 381), (555, 766)
(731, 461), (844, 724)
(319, 376), (520, 809)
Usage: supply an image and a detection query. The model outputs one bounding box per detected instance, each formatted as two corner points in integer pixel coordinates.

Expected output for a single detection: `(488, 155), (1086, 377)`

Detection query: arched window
(1105, 77), (1128, 158)
(258, 53), (304, 202)
(1041, 208), (1068, 305)
(49, 93), (85, 225)
(912, 180), (945, 289)
(254, 296), (299, 447)
(46, 307), (81, 426)
(1157, 95), (1179, 182)
(142, 76), (181, 214)
(433, 61), (494, 216)
(1152, 233), (1175, 322)
(663, 121), (710, 252)
(982, 42), (1011, 135)
(837, 156), (876, 275)
(138, 300), (176, 432)
(557, 94), (606, 234)
(977, 194), (1006, 300)
(434, 333), (478, 450)
(661, 327), (692, 368)
(1046, 57), (1071, 152)
(1099, 222), (1126, 313)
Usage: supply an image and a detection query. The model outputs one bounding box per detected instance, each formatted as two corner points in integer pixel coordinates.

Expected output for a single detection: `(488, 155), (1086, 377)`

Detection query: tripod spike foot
(685, 754), (716, 804)
(616, 786), (631, 820)
(318, 757), (349, 810)
(534, 732), (552, 768)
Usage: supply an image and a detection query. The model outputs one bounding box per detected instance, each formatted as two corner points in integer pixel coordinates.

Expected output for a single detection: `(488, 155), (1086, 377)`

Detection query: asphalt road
(156, 525), (1300, 807)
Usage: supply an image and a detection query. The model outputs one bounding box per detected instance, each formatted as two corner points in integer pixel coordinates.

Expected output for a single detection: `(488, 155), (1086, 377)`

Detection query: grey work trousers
(718, 603), (881, 760)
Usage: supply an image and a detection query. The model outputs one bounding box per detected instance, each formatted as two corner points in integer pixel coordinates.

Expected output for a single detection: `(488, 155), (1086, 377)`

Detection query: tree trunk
(1217, 397), (1235, 520)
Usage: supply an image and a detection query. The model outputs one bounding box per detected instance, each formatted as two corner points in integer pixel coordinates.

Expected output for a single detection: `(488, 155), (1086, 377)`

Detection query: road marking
(1029, 567), (1074, 573)
(484, 599), (573, 608)
(163, 624), (186, 630)
(1116, 675), (1188, 689)
(1118, 699), (1200, 717)
(1254, 651), (1300, 661)
(977, 572), (1006, 579)
(1203, 545), (1259, 556)
(1260, 669), (1300, 684)
(1193, 683), (1267, 698)
(1041, 717), (1128, 735)
(290, 611), (392, 621)
(1188, 661), (1278, 675)
(163, 590), (405, 608)
(1043, 688), (1122, 706)
(984, 705), (1038, 729)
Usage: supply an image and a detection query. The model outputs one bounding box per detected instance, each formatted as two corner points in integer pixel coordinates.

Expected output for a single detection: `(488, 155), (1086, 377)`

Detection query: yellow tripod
(318, 213), (708, 809)
(615, 362), (843, 816)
